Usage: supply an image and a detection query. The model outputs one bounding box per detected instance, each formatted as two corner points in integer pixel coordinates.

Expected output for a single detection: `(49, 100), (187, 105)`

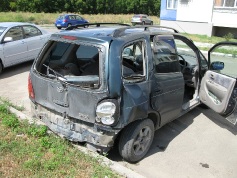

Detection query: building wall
(176, 0), (213, 22)
(160, 0), (177, 20)
(160, 0), (237, 37)
(212, 9), (237, 28)
(160, 20), (213, 36)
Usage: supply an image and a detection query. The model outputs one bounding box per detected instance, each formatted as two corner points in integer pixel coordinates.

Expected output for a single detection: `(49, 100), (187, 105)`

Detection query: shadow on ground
(108, 107), (201, 162)
(0, 61), (33, 80)
(108, 106), (237, 162)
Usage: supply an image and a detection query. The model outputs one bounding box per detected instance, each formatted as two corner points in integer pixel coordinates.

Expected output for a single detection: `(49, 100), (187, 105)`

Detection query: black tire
(57, 27), (62, 29)
(132, 23), (136, 26)
(67, 23), (72, 27)
(0, 61), (3, 74)
(119, 119), (154, 163)
(142, 21), (145, 25)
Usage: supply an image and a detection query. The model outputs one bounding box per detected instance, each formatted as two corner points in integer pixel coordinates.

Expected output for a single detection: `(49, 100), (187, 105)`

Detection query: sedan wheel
(119, 119), (154, 163)
(0, 62), (3, 74)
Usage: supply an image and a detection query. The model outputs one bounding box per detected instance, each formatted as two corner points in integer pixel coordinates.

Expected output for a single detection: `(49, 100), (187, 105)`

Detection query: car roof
(133, 14), (148, 16)
(51, 25), (178, 43)
(0, 22), (35, 28)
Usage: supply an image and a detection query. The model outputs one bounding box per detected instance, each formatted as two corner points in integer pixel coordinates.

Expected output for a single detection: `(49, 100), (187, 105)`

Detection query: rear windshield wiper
(123, 74), (145, 80)
(43, 64), (67, 82)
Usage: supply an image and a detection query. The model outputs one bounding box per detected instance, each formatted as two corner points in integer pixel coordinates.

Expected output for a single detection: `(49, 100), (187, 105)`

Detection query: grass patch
(0, 97), (24, 111)
(0, 102), (121, 178)
(0, 12), (160, 25)
(182, 33), (237, 44)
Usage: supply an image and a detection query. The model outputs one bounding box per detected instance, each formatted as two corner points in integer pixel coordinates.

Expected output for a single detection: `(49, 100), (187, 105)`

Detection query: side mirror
(3, 37), (13, 43)
(210, 61), (224, 70)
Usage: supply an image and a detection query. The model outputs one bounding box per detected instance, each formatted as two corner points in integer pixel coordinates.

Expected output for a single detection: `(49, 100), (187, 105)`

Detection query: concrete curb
(6, 105), (145, 178)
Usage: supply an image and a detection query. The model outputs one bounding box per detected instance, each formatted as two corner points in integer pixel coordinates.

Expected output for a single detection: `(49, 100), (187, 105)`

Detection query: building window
(167, 0), (178, 9)
(215, 0), (237, 7)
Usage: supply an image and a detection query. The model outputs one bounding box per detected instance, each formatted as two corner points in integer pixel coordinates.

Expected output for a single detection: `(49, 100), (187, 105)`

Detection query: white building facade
(160, 0), (237, 37)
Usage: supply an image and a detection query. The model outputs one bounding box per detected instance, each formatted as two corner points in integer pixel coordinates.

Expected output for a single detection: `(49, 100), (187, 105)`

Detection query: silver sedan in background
(0, 22), (51, 73)
(131, 14), (153, 26)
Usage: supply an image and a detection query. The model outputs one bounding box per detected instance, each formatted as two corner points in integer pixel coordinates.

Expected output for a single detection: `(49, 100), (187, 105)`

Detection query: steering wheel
(178, 54), (187, 71)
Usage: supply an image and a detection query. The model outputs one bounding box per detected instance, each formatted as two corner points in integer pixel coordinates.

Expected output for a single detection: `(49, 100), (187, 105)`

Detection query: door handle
(155, 89), (163, 94)
(210, 74), (214, 80)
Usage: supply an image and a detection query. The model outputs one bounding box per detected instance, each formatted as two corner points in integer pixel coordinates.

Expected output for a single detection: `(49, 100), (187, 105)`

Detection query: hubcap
(133, 126), (152, 156)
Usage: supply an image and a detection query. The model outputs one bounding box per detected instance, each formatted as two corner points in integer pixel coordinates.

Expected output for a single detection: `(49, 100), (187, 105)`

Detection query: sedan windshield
(0, 27), (7, 36)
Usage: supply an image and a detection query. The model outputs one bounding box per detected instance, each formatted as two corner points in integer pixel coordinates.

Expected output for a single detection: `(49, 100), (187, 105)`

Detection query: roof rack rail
(65, 23), (130, 30)
(111, 25), (179, 37)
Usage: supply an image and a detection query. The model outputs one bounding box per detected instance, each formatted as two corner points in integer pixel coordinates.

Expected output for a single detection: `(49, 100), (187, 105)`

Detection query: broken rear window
(36, 41), (101, 88)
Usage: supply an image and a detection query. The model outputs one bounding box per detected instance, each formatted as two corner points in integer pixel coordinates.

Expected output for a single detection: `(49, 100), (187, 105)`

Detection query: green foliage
(2, 114), (20, 129)
(0, 102), (120, 177)
(224, 33), (234, 41)
(4, 0), (161, 15)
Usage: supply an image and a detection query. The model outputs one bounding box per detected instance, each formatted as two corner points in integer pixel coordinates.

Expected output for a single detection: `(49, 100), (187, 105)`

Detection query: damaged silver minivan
(29, 23), (237, 162)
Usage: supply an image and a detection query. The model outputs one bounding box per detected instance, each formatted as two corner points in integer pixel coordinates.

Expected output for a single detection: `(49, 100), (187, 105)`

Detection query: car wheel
(150, 21), (153, 25)
(57, 27), (62, 29)
(119, 119), (154, 163)
(142, 21), (145, 25)
(132, 23), (136, 26)
(0, 61), (3, 74)
(67, 23), (72, 27)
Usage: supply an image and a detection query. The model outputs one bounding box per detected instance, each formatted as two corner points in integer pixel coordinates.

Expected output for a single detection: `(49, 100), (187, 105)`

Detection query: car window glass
(153, 36), (180, 73)
(23, 25), (42, 38)
(5, 26), (23, 41)
(199, 52), (208, 68)
(75, 16), (82, 20)
(58, 15), (64, 19)
(50, 42), (70, 61)
(76, 45), (98, 59)
(0, 27), (7, 36)
(38, 42), (101, 88)
(69, 16), (75, 20)
(122, 41), (145, 79)
(210, 45), (237, 78)
(174, 38), (198, 66)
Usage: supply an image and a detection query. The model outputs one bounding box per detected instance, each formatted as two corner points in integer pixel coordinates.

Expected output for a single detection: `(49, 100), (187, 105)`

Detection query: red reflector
(28, 74), (35, 99)
(62, 36), (77, 40)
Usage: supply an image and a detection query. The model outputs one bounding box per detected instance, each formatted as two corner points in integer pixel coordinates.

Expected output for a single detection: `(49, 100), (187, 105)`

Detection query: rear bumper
(31, 102), (116, 151)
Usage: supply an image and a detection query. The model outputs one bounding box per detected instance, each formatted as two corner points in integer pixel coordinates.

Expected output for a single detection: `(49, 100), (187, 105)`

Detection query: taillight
(28, 74), (35, 100)
(63, 19), (67, 22)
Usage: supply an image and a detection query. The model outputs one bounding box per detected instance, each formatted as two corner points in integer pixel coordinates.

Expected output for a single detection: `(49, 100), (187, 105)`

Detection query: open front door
(199, 42), (237, 125)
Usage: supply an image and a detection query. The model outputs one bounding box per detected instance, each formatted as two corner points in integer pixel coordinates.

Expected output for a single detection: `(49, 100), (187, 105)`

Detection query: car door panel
(200, 70), (236, 113)
(199, 42), (237, 125)
(3, 40), (27, 67)
(151, 35), (184, 126)
(2, 26), (27, 66)
(23, 25), (45, 61)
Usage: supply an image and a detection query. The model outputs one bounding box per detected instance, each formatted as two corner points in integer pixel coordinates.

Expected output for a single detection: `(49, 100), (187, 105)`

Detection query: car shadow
(108, 106), (237, 162)
(0, 61), (33, 79)
(108, 107), (201, 162)
(200, 107), (237, 135)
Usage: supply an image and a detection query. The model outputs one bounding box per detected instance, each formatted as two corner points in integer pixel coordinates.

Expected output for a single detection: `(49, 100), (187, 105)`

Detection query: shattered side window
(36, 41), (101, 88)
(122, 40), (145, 82)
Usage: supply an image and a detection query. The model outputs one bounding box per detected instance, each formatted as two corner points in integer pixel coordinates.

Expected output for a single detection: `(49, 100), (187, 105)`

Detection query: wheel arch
(148, 111), (161, 129)
(0, 58), (4, 73)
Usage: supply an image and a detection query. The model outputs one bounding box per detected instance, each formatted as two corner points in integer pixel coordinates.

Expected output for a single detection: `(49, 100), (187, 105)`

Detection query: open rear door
(199, 42), (237, 125)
